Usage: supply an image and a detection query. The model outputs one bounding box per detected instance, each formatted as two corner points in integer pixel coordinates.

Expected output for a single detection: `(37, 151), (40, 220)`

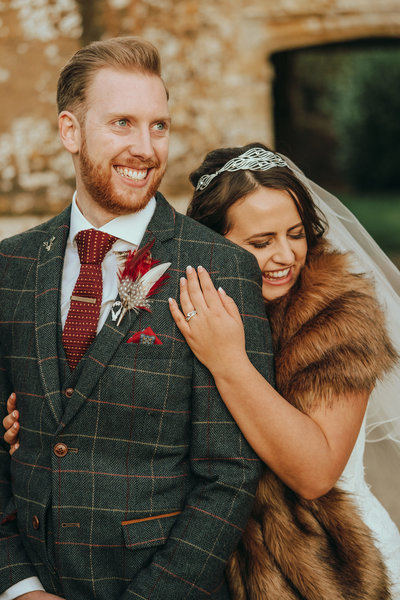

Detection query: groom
(0, 37), (273, 599)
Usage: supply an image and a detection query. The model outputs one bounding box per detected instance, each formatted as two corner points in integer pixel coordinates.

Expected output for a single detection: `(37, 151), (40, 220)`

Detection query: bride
(4, 143), (400, 599)
(168, 143), (400, 599)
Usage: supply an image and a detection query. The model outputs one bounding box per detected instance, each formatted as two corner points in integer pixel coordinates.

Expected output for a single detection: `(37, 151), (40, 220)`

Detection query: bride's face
(225, 187), (308, 302)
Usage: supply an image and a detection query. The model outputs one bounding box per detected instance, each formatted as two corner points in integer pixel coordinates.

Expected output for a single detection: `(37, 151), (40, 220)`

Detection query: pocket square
(1, 510), (17, 526)
(127, 327), (162, 345)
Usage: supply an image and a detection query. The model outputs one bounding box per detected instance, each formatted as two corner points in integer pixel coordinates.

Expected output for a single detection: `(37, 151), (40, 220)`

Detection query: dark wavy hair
(188, 142), (327, 248)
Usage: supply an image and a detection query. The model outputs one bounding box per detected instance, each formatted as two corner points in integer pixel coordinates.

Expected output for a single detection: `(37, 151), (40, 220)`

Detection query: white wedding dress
(339, 416), (400, 598)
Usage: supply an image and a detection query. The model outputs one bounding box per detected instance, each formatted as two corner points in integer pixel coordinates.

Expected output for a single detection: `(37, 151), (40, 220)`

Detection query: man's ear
(59, 111), (81, 154)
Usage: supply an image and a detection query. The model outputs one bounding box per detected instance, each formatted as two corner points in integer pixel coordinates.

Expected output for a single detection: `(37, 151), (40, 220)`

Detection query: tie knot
(75, 229), (118, 264)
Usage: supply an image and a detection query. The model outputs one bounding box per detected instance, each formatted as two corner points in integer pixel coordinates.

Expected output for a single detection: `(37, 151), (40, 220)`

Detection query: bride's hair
(188, 142), (327, 248)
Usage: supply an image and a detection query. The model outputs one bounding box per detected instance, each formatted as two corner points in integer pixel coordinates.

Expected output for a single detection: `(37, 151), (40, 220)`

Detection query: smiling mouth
(263, 267), (291, 281)
(114, 166), (149, 181)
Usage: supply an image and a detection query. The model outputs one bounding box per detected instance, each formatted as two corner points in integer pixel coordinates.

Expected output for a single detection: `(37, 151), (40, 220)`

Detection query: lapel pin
(43, 235), (56, 252)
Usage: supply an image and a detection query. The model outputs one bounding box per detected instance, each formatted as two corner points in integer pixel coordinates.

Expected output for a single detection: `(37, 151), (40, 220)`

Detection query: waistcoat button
(32, 515), (40, 529)
(54, 443), (68, 457)
(65, 388), (74, 398)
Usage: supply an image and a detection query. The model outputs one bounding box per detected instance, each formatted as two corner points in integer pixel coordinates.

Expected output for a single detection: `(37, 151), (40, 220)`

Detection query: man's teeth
(115, 166), (147, 180)
(265, 268), (290, 279)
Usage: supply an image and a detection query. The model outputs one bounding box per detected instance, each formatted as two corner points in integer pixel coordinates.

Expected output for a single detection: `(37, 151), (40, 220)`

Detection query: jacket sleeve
(0, 340), (39, 594)
(121, 251), (274, 599)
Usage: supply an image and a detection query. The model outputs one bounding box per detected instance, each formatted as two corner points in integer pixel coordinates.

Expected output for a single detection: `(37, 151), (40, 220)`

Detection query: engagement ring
(185, 310), (197, 322)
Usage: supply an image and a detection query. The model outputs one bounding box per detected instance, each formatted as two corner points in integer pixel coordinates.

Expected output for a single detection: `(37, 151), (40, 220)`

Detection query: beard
(78, 136), (166, 216)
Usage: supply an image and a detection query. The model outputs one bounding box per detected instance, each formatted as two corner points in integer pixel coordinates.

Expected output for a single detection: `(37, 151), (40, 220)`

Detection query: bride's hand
(3, 392), (20, 455)
(168, 265), (247, 375)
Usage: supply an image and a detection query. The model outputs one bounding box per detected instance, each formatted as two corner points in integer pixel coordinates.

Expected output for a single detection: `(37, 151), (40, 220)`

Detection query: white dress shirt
(61, 193), (156, 331)
(1, 193), (156, 600)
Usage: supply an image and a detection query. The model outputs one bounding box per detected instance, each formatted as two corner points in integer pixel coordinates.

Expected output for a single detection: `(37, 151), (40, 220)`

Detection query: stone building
(0, 0), (399, 524)
(1, 0), (400, 235)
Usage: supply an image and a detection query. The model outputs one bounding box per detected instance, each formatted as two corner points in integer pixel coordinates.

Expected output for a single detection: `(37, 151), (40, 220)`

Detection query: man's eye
(116, 119), (128, 127)
(154, 122), (166, 131)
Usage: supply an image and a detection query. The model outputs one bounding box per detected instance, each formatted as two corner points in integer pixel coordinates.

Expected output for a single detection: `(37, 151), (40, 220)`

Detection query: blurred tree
(330, 50), (400, 191)
(75, 0), (107, 45)
(272, 41), (400, 192)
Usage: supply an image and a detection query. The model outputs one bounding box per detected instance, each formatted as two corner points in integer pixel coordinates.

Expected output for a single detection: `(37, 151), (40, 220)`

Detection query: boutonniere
(111, 239), (171, 326)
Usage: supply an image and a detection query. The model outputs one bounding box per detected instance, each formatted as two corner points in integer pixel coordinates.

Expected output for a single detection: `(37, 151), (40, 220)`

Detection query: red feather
(119, 239), (158, 282)
(115, 238), (171, 325)
(148, 273), (170, 297)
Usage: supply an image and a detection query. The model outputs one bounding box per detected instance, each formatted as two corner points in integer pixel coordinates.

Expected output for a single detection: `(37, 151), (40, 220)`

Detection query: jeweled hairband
(195, 147), (288, 191)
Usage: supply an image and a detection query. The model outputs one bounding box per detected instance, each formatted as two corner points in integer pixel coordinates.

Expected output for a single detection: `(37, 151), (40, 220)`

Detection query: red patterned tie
(63, 229), (117, 370)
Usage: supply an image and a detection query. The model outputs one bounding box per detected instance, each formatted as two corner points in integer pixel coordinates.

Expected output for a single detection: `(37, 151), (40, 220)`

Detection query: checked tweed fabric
(62, 229), (117, 369)
(0, 194), (274, 600)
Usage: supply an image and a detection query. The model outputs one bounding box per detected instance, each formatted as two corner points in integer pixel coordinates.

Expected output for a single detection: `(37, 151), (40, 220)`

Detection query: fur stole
(226, 242), (397, 600)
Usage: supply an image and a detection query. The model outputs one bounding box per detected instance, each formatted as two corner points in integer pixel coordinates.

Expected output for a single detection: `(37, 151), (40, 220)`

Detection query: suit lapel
(60, 194), (177, 428)
(35, 206), (71, 425)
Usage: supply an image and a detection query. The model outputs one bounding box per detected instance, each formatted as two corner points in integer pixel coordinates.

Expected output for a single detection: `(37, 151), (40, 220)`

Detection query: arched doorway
(270, 38), (400, 526)
(271, 37), (400, 189)
(270, 39), (400, 266)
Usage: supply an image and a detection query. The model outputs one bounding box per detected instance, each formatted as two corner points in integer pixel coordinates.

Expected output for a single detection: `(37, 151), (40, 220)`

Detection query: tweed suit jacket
(0, 193), (274, 600)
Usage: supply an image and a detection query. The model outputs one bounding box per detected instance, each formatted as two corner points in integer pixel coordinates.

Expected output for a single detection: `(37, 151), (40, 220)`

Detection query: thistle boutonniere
(111, 239), (171, 326)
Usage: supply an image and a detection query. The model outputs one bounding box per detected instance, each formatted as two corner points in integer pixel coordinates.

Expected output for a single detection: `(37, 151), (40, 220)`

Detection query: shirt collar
(69, 192), (156, 246)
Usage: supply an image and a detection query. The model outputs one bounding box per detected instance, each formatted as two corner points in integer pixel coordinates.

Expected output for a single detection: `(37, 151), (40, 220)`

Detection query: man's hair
(57, 36), (165, 118)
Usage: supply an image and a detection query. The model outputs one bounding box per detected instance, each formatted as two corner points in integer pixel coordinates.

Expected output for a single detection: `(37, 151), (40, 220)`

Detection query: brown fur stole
(226, 242), (398, 600)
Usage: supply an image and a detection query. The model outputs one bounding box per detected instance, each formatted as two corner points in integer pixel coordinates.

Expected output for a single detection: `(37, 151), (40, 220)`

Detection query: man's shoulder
(174, 208), (253, 258)
(177, 214), (261, 285)
(154, 194), (256, 267)
(0, 207), (70, 257)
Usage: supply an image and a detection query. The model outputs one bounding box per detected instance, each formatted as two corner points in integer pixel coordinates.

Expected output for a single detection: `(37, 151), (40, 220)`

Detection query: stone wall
(1, 0), (400, 237)
(0, 0), (399, 526)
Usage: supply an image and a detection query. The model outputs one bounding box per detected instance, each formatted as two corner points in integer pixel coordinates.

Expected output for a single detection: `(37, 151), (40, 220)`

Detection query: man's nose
(127, 128), (154, 160)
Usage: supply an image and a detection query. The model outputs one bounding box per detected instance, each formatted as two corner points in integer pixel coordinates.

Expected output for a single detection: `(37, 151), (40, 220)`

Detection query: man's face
(75, 68), (170, 219)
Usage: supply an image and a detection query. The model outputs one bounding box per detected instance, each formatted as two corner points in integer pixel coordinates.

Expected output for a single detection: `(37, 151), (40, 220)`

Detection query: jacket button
(32, 515), (40, 529)
(65, 388), (74, 398)
(54, 443), (68, 457)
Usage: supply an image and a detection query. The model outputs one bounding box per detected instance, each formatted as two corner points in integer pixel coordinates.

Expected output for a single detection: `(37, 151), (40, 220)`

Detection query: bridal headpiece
(195, 147), (288, 191)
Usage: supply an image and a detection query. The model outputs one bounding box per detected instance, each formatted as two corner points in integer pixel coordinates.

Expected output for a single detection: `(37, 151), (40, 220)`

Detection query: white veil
(284, 156), (400, 463)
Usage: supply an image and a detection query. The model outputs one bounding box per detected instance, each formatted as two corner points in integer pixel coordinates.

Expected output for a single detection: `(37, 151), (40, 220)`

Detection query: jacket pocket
(121, 511), (181, 550)
(0, 496), (17, 526)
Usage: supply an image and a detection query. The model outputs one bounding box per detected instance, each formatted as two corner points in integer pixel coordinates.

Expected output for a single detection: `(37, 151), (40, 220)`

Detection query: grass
(336, 192), (400, 267)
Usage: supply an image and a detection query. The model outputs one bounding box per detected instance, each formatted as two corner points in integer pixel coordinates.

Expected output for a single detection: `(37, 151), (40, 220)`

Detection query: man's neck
(74, 194), (119, 228)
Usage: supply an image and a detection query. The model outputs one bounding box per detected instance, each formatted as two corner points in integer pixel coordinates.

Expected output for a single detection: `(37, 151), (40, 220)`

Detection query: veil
(283, 156), (400, 464)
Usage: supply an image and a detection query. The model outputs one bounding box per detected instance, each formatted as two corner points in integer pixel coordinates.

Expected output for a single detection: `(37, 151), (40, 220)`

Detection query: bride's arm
(169, 266), (368, 500)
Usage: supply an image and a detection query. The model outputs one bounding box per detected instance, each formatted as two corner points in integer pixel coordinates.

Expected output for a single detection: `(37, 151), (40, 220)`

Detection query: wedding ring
(185, 309), (197, 322)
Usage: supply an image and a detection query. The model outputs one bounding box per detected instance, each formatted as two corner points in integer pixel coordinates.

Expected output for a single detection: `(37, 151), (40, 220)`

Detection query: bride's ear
(59, 111), (81, 154)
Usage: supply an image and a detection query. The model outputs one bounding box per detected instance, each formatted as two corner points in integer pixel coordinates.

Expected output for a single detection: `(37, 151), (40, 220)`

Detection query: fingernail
(186, 265), (193, 274)
(180, 277), (186, 286)
(12, 411), (17, 418)
(13, 423), (18, 430)
(218, 287), (226, 295)
(168, 297), (174, 304)
(197, 265), (204, 273)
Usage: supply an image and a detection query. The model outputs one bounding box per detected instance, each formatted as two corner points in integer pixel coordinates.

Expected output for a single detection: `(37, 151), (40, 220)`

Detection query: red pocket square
(1, 510), (17, 526)
(127, 327), (162, 345)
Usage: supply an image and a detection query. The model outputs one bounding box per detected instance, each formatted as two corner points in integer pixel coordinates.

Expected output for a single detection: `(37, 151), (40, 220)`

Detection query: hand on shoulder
(169, 265), (248, 375)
